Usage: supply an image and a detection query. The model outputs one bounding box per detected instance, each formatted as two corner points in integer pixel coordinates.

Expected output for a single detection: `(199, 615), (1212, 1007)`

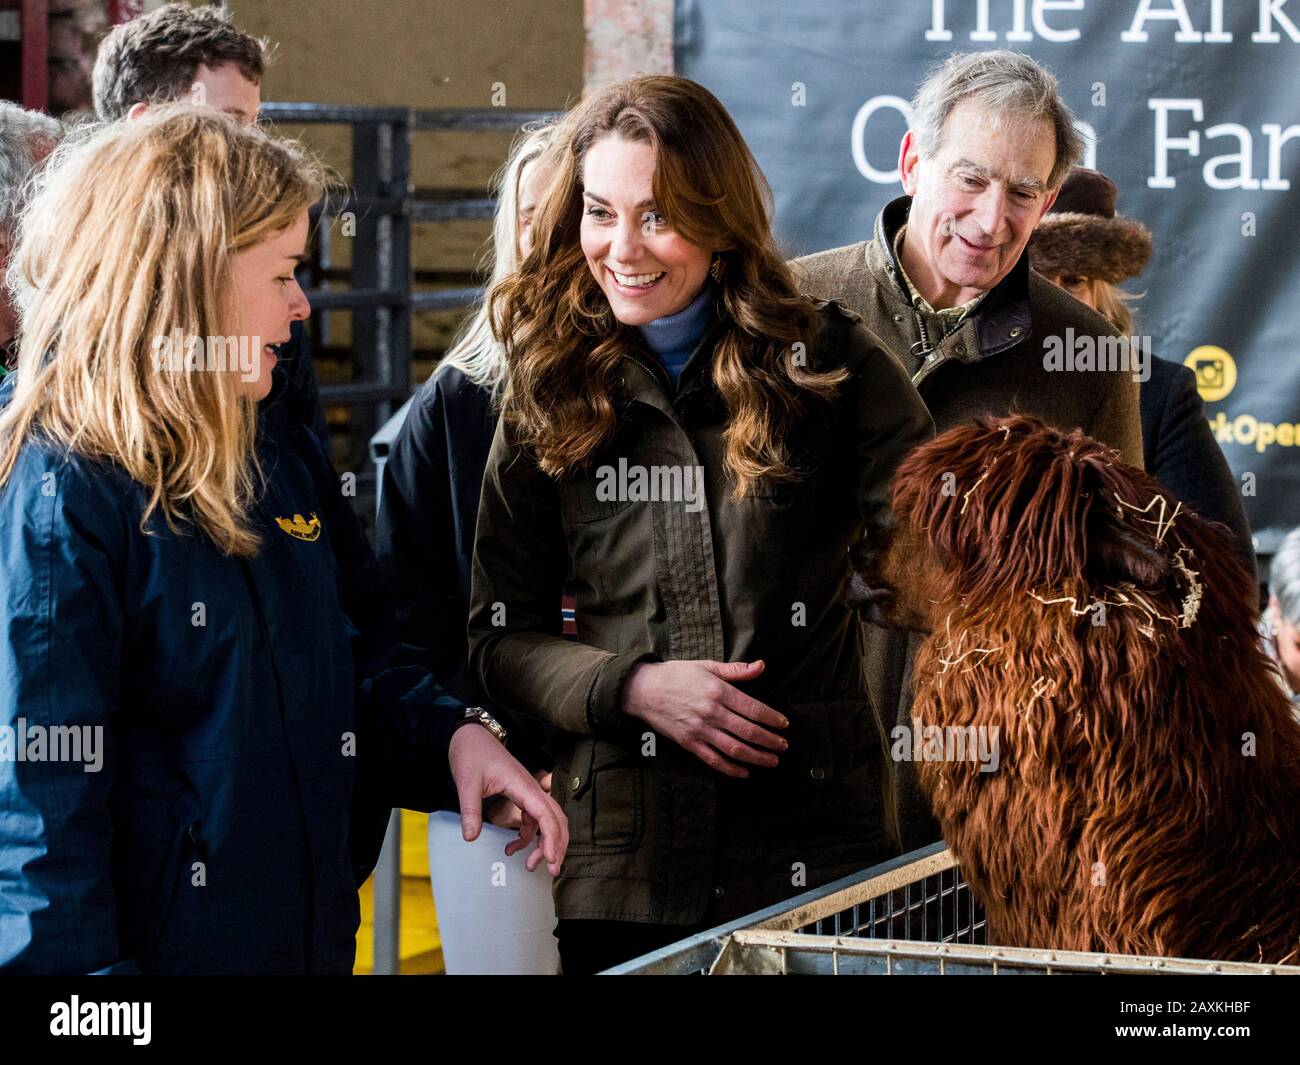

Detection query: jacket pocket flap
(782, 697), (881, 780)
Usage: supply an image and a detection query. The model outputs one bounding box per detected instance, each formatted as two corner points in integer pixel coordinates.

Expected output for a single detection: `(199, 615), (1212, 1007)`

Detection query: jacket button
(570, 775), (582, 793)
(712, 886), (725, 898)
(810, 766), (827, 782)
(954, 344), (967, 357)
(892, 313), (903, 323)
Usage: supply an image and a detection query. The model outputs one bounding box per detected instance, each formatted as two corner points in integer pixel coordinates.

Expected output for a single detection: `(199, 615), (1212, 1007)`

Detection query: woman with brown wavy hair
(468, 75), (933, 973)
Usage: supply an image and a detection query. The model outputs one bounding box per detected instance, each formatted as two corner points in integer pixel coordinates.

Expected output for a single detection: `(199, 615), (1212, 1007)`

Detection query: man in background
(0, 103), (62, 372)
(794, 51), (1145, 854)
(93, 2), (329, 445)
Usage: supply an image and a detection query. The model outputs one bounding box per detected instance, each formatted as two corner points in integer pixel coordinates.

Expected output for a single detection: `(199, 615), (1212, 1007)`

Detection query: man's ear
(126, 101), (150, 122)
(1038, 183), (1062, 217)
(898, 131), (922, 197)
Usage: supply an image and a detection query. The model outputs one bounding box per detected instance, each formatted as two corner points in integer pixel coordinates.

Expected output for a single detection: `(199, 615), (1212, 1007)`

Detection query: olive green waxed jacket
(467, 299), (934, 926)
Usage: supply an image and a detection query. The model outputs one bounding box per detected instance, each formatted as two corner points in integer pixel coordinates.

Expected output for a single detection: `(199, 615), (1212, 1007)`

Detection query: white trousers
(426, 810), (560, 975)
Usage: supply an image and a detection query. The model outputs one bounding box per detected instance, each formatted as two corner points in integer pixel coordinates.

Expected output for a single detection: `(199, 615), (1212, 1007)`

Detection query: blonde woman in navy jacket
(0, 108), (566, 974)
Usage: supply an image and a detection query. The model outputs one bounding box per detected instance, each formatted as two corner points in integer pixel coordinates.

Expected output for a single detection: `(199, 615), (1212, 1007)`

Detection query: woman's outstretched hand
(621, 659), (789, 778)
(450, 725), (568, 875)
(486, 768), (553, 831)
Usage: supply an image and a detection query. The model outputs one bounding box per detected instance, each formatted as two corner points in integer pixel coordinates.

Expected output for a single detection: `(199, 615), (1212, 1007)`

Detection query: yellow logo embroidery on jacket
(275, 512), (322, 542)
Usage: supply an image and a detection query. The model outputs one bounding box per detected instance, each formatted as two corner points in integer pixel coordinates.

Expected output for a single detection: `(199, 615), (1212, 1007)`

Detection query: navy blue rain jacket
(0, 397), (461, 974)
(375, 365), (556, 785)
(1140, 355), (1256, 580)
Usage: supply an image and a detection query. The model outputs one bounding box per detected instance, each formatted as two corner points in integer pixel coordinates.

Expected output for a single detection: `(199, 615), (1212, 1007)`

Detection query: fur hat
(1029, 167), (1152, 284)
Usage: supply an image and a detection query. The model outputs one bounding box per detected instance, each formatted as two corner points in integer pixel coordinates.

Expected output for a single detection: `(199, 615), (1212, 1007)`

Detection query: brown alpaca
(855, 415), (1300, 963)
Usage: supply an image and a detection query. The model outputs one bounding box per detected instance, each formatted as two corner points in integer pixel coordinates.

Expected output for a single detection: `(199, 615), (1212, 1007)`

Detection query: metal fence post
(371, 809), (402, 975)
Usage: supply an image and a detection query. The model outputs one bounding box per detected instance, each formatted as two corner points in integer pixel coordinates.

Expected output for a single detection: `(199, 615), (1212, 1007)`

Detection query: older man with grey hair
(0, 103), (62, 369)
(794, 51), (1146, 853)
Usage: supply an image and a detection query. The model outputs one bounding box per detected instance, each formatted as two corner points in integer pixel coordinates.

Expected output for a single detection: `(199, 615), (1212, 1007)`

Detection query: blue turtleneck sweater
(636, 283), (714, 384)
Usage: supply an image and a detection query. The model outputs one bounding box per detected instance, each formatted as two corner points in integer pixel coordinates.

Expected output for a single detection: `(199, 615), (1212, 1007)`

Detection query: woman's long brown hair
(490, 75), (846, 496)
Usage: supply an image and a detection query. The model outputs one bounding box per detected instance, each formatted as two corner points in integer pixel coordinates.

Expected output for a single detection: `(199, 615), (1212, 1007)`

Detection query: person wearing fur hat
(1031, 166), (1256, 581)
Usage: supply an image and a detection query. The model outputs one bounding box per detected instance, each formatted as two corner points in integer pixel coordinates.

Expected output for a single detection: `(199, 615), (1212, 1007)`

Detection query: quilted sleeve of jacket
(0, 451), (140, 974)
(468, 416), (659, 739)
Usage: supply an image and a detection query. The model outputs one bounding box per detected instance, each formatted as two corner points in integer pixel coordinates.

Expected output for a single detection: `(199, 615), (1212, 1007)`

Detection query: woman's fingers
(505, 774), (568, 874)
(715, 681), (790, 733)
(711, 703), (788, 754)
(519, 800), (567, 874)
(504, 812), (536, 859)
(684, 739), (749, 779)
(540, 795), (567, 870)
(628, 659), (794, 778)
(701, 725), (780, 768)
(700, 659), (766, 684)
(454, 726), (568, 875)
(511, 812), (537, 847)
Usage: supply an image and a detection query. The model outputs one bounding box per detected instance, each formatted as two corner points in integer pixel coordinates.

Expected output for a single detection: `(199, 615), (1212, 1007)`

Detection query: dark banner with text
(676, 0), (1300, 553)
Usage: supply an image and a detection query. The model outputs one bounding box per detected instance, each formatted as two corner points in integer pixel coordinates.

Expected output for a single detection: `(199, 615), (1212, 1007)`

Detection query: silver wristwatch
(456, 706), (508, 746)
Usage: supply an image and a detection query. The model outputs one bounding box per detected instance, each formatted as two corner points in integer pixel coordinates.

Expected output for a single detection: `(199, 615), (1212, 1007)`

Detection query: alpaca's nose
(847, 573), (893, 612)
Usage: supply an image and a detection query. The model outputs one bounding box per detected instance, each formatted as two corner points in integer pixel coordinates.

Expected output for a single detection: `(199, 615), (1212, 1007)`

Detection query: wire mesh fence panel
(606, 844), (1300, 976)
(796, 863), (986, 945)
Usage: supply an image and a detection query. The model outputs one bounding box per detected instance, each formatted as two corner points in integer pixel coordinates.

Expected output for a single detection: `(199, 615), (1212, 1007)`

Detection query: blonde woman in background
(0, 108), (565, 974)
(376, 122), (563, 974)
(1030, 165), (1256, 581)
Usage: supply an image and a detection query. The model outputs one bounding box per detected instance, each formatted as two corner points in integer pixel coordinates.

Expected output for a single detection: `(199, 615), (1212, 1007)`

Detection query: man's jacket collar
(869, 195), (1033, 360)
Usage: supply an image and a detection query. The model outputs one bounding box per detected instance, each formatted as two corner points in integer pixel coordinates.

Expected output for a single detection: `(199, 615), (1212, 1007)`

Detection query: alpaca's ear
(1085, 505), (1173, 589)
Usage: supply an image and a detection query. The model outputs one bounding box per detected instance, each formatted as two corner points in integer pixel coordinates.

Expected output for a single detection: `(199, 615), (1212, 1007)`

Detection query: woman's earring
(709, 254), (725, 283)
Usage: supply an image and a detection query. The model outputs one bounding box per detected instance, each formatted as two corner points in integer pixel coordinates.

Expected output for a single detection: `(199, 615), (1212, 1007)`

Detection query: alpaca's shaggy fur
(864, 415), (1300, 963)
